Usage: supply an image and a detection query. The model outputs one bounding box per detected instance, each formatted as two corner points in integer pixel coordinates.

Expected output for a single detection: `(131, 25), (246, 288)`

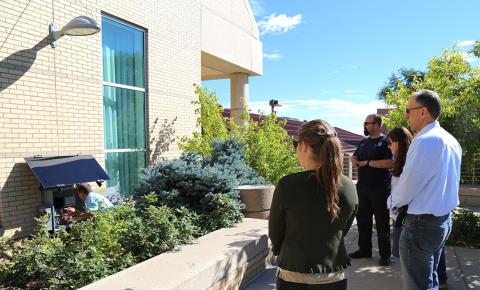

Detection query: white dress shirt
(388, 121), (462, 216)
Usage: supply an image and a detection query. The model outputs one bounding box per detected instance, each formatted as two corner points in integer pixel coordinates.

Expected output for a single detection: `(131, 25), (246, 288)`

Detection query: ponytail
(299, 120), (343, 222)
(315, 136), (342, 221)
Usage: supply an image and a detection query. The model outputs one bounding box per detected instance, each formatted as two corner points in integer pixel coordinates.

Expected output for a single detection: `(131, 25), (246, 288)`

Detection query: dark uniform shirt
(354, 135), (392, 188)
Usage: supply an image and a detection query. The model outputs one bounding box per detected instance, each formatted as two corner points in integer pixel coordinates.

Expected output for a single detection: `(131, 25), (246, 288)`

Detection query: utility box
(25, 155), (110, 232)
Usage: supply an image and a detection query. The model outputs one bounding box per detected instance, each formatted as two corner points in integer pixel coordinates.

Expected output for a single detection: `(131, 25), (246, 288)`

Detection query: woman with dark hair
(269, 119), (358, 290)
(386, 127), (412, 258)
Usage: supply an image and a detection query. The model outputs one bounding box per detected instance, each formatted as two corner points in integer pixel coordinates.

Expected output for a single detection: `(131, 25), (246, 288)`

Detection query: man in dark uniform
(349, 114), (393, 266)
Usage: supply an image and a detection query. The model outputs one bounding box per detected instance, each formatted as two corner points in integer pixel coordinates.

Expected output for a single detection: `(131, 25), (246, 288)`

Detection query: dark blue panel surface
(25, 155), (110, 189)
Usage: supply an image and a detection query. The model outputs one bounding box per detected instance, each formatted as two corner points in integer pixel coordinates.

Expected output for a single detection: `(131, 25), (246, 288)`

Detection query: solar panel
(24, 155), (110, 189)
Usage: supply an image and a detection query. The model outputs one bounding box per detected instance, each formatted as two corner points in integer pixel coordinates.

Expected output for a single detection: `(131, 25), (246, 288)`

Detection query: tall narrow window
(102, 16), (146, 196)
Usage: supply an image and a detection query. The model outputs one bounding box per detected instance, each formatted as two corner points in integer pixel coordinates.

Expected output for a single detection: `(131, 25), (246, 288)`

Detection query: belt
(407, 213), (450, 220)
(408, 214), (434, 220)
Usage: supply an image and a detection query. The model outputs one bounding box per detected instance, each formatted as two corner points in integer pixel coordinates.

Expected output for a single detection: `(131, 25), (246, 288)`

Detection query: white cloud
(264, 50), (283, 60)
(249, 0), (265, 17)
(455, 40), (475, 47)
(461, 52), (476, 63)
(247, 101), (273, 115)
(258, 13), (302, 35)
(345, 90), (360, 94)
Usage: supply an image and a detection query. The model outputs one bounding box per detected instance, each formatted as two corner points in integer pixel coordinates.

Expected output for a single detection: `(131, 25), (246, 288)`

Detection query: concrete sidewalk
(244, 221), (479, 290)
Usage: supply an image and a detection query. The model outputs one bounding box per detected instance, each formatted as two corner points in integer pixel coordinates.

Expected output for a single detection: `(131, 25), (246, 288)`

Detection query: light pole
(269, 99), (281, 114)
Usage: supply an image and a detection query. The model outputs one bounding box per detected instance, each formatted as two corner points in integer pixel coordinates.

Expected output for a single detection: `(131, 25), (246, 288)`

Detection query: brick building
(0, 0), (262, 237)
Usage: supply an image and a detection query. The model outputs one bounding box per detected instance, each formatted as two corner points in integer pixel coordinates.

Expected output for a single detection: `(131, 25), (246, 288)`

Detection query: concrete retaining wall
(81, 218), (270, 290)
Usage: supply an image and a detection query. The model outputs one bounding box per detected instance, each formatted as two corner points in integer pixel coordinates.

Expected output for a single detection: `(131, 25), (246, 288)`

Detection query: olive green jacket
(268, 171), (358, 273)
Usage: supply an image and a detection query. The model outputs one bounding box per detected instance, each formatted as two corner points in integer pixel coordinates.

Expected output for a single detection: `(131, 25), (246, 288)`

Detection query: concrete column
(230, 73), (249, 126)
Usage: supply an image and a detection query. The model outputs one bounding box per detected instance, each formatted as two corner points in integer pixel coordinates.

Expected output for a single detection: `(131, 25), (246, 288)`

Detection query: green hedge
(446, 209), (480, 248)
(0, 204), (199, 289)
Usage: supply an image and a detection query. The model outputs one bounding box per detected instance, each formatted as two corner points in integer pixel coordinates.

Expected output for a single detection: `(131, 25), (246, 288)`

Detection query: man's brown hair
(76, 183), (92, 194)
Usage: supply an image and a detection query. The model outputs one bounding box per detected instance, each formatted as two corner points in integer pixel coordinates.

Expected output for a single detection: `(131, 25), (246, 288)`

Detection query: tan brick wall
(0, 0), (200, 237)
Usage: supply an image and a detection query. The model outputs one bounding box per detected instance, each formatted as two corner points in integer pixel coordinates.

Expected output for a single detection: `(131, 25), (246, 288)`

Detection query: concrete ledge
(81, 218), (269, 290)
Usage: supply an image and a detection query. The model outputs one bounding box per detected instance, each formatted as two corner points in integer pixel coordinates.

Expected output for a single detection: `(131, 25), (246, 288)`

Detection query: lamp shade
(61, 16), (100, 36)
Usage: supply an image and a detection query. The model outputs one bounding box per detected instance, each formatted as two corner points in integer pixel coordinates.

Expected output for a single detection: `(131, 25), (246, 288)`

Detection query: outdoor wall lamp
(49, 16), (101, 48)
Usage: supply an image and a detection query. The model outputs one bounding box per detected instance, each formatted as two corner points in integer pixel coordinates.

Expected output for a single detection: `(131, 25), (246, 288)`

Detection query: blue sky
(202, 0), (480, 134)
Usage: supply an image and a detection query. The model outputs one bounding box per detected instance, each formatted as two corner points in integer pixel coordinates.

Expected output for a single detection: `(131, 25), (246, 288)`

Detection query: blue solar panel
(25, 155), (110, 189)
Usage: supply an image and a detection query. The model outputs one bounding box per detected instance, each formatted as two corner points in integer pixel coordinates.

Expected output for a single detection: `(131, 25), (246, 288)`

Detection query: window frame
(101, 13), (148, 194)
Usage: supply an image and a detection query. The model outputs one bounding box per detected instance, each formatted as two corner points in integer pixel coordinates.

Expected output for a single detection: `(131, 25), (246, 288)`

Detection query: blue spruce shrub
(134, 157), (235, 233)
(205, 138), (266, 186)
(134, 138), (264, 233)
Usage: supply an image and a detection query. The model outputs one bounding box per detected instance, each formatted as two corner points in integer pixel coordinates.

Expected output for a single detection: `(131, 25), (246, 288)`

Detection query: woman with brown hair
(269, 119), (358, 290)
(386, 127), (413, 258)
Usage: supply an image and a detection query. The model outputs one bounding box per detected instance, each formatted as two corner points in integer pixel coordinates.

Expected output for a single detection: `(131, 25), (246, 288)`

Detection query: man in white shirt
(388, 89), (462, 290)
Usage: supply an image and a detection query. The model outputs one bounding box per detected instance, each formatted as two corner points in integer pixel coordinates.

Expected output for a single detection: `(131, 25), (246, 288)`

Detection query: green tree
(377, 68), (426, 101)
(179, 84), (228, 155)
(383, 49), (480, 177)
(470, 40), (480, 58)
(233, 112), (301, 185)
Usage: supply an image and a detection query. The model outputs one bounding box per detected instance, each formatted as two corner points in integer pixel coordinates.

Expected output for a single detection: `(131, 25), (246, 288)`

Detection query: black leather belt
(407, 213), (449, 220)
(407, 214), (435, 220)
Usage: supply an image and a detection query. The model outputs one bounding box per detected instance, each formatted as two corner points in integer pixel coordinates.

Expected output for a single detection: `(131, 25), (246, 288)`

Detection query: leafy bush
(179, 85), (229, 155)
(0, 213), (132, 289)
(197, 193), (243, 234)
(446, 209), (480, 248)
(0, 204), (201, 289)
(180, 86), (301, 185)
(233, 112), (301, 185)
(123, 205), (197, 261)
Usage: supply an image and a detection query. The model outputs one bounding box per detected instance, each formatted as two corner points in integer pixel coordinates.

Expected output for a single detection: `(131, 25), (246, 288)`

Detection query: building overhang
(201, 0), (263, 80)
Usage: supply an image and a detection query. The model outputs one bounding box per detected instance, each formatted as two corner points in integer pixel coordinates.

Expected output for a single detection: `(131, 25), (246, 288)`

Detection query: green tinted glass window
(102, 15), (146, 196)
(105, 152), (146, 195)
(102, 17), (145, 88)
(103, 86), (146, 150)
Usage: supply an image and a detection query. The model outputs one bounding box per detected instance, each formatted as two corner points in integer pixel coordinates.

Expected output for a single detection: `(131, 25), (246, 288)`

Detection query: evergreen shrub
(134, 138), (262, 233)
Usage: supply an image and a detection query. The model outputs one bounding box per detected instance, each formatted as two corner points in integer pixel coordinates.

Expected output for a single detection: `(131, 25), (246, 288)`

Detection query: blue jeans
(437, 247), (447, 282)
(399, 213), (452, 290)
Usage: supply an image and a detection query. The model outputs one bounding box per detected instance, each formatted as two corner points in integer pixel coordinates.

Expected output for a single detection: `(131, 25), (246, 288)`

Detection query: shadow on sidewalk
(244, 220), (471, 290)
